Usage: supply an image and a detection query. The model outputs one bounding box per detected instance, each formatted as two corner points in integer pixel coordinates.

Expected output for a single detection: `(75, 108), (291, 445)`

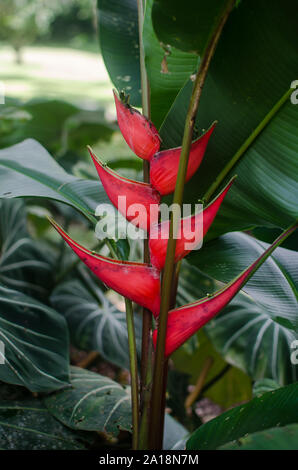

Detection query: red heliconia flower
(113, 90), (161, 160)
(88, 148), (160, 232)
(149, 178), (235, 270)
(150, 123), (216, 196)
(50, 219), (161, 315)
(152, 234), (286, 356)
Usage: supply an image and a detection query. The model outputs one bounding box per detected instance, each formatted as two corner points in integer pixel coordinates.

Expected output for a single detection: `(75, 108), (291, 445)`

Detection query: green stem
(138, 342), (153, 449)
(137, 0), (150, 117)
(99, 237), (140, 449)
(125, 298), (140, 450)
(137, 0), (154, 448)
(109, 240), (140, 449)
(149, 0), (236, 449)
(204, 88), (292, 202)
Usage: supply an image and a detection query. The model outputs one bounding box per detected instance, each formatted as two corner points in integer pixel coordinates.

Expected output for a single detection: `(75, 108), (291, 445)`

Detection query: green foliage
(98, 0), (142, 106)
(187, 232), (298, 384)
(143, 0), (198, 128)
(51, 276), (142, 370)
(0, 283), (70, 392)
(0, 139), (109, 220)
(152, 0), (233, 54)
(187, 382), (298, 450)
(0, 0), (297, 451)
(0, 0), (95, 54)
(220, 424), (298, 450)
(159, 0), (298, 235)
(0, 99), (115, 157)
(0, 400), (86, 450)
(45, 366), (132, 435)
(0, 199), (54, 299)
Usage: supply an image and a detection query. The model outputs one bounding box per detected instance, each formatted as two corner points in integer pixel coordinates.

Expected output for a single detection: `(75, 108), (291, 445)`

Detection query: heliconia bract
(113, 90), (160, 160)
(153, 268), (251, 357)
(150, 123), (216, 195)
(50, 219), (161, 315)
(149, 178), (235, 270)
(89, 148), (160, 232)
(152, 225), (297, 356)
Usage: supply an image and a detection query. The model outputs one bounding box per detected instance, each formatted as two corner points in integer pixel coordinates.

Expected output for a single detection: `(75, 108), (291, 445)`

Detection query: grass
(0, 42), (139, 165)
(0, 44), (114, 110)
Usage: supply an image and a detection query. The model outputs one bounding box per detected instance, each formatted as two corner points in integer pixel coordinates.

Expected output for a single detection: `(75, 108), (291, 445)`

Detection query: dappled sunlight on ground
(0, 45), (114, 111)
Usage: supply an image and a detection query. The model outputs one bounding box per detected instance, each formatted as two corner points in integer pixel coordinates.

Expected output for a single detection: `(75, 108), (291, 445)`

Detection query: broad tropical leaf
(98, 0), (198, 126)
(0, 199), (53, 299)
(0, 139), (108, 221)
(159, 0), (298, 234)
(143, 0), (198, 127)
(220, 423), (298, 450)
(153, 225), (297, 357)
(51, 278), (142, 370)
(97, 0), (141, 106)
(187, 231), (298, 384)
(0, 400), (86, 450)
(152, 0), (234, 54)
(0, 283), (70, 392)
(45, 367), (131, 436)
(186, 382), (298, 450)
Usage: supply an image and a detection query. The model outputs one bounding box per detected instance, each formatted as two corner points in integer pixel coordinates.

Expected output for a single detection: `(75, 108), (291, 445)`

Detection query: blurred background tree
(0, 0), (95, 64)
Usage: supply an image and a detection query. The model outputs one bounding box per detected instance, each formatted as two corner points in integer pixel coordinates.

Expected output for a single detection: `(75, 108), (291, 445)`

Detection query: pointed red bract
(149, 178), (234, 270)
(89, 148), (160, 232)
(150, 123), (216, 195)
(50, 220), (161, 315)
(152, 239), (279, 356)
(113, 90), (160, 160)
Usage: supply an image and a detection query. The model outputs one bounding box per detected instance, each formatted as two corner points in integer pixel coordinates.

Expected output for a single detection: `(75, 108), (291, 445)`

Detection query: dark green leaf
(45, 367), (131, 435)
(97, 0), (141, 106)
(187, 232), (298, 384)
(160, 0), (298, 233)
(152, 0), (233, 54)
(0, 139), (108, 221)
(0, 199), (54, 299)
(0, 400), (85, 450)
(220, 423), (298, 450)
(186, 382), (298, 449)
(51, 278), (142, 370)
(144, 0), (198, 127)
(0, 99), (78, 154)
(61, 110), (116, 155)
(0, 283), (70, 392)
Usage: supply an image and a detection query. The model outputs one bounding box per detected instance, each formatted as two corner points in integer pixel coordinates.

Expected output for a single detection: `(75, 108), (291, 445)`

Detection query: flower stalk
(148, 0), (236, 449)
(124, 297), (140, 450)
(137, 0), (154, 450)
